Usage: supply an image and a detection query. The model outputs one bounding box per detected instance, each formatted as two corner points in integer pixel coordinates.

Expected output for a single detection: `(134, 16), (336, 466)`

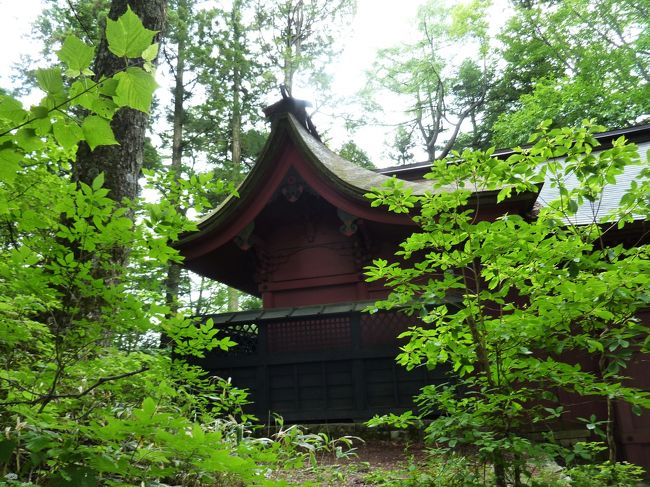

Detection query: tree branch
(1, 366), (150, 408)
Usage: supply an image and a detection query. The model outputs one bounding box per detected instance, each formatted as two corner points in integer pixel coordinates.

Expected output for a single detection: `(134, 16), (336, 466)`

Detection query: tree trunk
(599, 352), (618, 463)
(494, 462), (507, 487)
(282, 0), (304, 92)
(227, 0), (243, 313)
(74, 0), (167, 216)
(164, 9), (187, 320)
(51, 0), (167, 347)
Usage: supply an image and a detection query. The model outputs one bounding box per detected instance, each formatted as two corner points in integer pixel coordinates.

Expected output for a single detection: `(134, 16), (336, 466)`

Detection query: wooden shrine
(174, 97), (650, 469)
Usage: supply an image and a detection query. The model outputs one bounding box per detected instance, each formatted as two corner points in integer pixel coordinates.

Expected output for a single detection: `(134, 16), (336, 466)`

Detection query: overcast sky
(0, 0), (510, 167)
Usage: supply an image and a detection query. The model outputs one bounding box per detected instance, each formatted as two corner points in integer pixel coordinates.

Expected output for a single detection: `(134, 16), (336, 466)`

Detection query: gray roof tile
(538, 141), (649, 225)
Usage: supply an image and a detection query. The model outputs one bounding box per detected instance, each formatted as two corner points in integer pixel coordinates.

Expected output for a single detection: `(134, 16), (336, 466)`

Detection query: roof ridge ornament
(263, 86), (321, 141)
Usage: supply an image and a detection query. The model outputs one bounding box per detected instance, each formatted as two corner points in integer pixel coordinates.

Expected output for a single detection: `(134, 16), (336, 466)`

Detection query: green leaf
(26, 435), (55, 453)
(69, 79), (100, 111)
(15, 128), (41, 152)
(113, 67), (157, 113)
(31, 117), (52, 136)
(46, 466), (98, 487)
(81, 116), (118, 150)
(141, 43), (159, 62)
(106, 6), (157, 58)
(0, 96), (27, 124)
(91, 97), (118, 119)
(0, 438), (17, 464)
(36, 68), (64, 94)
(57, 35), (95, 74)
(98, 78), (119, 96)
(53, 119), (83, 150)
(0, 148), (22, 183)
(30, 106), (50, 119)
(567, 199), (579, 214)
(92, 172), (105, 190)
(497, 187), (512, 203)
(141, 396), (156, 416)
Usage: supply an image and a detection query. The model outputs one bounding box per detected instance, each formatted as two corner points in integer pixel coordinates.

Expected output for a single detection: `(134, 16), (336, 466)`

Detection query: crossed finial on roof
(264, 85), (321, 141)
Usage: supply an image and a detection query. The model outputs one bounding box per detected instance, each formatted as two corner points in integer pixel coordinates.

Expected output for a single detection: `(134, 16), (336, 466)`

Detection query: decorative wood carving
(234, 221), (255, 250)
(254, 246), (273, 287)
(337, 208), (358, 236)
(281, 175), (304, 203)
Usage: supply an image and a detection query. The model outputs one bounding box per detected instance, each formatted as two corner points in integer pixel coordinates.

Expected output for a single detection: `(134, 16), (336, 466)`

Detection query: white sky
(0, 0), (510, 167)
(309, 0), (426, 165)
(0, 0), (43, 77)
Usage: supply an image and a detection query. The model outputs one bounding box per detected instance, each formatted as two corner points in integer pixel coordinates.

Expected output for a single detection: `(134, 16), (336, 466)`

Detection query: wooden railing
(189, 304), (449, 422)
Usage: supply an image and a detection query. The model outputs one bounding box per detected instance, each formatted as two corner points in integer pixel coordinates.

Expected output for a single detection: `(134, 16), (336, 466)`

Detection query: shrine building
(174, 97), (650, 469)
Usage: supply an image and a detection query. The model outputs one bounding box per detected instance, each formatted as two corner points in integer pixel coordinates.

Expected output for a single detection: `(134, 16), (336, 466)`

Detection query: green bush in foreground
(361, 446), (645, 486)
(0, 8), (297, 486)
(366, 121), (650, 486)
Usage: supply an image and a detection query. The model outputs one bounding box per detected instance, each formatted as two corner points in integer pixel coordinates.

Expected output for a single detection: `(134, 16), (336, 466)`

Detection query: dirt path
(274, 440), (427, 486)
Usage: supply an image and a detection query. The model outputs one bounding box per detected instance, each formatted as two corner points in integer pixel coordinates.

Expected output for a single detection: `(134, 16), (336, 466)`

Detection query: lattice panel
(217, 323), (259, 356)
(360, 312), (415, 347)
(267, 316), (352, 353)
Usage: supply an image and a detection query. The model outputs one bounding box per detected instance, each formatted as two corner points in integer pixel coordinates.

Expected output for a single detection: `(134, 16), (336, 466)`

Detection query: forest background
(2, 0), (647, 313)
(0, 0), (648, 485)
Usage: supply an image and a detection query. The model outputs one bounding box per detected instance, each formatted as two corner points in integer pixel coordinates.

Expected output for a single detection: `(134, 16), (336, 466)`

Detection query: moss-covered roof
(182, 112), (434, 245)
(288, 113), (435, 196)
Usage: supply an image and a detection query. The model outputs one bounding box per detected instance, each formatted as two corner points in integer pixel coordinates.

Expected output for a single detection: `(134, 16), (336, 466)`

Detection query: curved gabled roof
(174, 104), (540, 296)
(289, 114), (433, 196)
(175, 112), (430, 258)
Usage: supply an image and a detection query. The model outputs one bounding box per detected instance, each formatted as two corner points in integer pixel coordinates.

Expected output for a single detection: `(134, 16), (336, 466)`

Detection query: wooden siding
(188, 309), (449, 422)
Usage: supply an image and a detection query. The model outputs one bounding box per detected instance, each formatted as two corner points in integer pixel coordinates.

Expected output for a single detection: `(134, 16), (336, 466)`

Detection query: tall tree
(338, 139), (375, 169)
(0, 11), (300, 483)
(181, 0), (273, 311)
(162, 0), (190, 318)
(31, 0), (268, 315)
(63, 2), (166, 339)
(489, 0), (650, 147)
(364, 0), (492, 162)
(367, 122), (650, 487)
(387, 126), (416, 166)
(185, 1), (271, 173)
(256, 0), (355, 97)
(74, 0), (166, 208)
(227, 0), (244, 311)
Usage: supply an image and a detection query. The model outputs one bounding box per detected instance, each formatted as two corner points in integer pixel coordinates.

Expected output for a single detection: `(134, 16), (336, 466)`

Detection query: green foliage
(112, 67), (158, 113)
(256, 0), (356, 94)
(269, 415), (362, 468)
(339, 139), (376, 169)
(57, 35), (95, 76)
(159, 0), (272, 198)
(0, 9), (296, 486)
(81, 115), (118, 149)
(362, 0), (649, 152)
(388, 126), (416, 165)
(362, 449), (484, 486)
(363, 0), (492, 160)
(105, 6), (158, 58)
(490, 0), (650, 147)
(0, 15), (158, 161)
(365, 121), (650, 486)
(358, 446), (646, 486)
(565, 444), (646, 487)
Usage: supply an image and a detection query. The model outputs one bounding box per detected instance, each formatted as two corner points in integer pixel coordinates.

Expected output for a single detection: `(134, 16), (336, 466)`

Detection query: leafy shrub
(365, 121), (650, 486)
(0, 9), (296, 487)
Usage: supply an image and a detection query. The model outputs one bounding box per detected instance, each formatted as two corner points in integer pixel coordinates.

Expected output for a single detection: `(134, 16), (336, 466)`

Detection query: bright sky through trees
(1, 0), (420, 98)
(0, 0), (513, 166)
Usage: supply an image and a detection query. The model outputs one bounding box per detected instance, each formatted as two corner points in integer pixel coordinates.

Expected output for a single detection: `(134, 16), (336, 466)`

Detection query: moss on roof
(192, 113), (434, 229)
